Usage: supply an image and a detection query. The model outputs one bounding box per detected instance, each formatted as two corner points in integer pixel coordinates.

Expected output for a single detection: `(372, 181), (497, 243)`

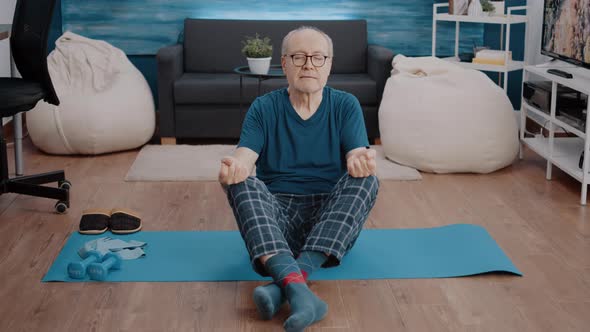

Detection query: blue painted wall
(49, 0), (158, 105)
(50, 0), (520, 104)
(60, 0), (482, 56)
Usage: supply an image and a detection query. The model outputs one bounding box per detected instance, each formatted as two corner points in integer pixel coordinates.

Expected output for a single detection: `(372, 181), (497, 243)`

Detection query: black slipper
(78, 209), (111, 234)
(109, 208), (142, 234)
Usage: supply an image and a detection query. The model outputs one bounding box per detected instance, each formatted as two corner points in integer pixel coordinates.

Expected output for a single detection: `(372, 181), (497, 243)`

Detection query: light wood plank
(161, 137), (177, 145)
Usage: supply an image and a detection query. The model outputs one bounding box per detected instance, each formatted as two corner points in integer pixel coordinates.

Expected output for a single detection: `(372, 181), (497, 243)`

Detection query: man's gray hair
(281, 26), (334, 57)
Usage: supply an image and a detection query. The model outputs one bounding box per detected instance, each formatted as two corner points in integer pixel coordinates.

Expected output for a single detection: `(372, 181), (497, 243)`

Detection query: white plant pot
(247, 57), (271, 75)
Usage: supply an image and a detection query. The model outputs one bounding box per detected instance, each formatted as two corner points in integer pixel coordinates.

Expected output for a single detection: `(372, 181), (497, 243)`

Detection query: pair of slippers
(79, 208), (142, 235)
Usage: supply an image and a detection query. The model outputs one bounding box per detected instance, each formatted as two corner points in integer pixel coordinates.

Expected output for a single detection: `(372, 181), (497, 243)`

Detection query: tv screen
(541, 0), (590, 69)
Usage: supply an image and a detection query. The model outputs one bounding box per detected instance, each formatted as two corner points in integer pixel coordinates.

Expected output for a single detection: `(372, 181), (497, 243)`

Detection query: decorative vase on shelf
(241, 33), (273, 75)
(468, 0), (483, 16)
(480, 0), (494, 16)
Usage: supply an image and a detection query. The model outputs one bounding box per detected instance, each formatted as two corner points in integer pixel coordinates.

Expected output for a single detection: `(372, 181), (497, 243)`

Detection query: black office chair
(0, 0), (70, 213)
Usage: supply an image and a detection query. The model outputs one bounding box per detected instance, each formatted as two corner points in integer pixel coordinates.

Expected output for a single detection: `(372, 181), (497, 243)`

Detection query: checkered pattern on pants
(226, 173), (379, 275)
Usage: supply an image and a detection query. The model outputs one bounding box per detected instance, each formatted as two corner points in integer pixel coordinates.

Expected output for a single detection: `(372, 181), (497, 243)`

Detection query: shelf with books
(435, 12), (526, 24)
(442, 55), (524, 73)
(432, 3), (528, 91)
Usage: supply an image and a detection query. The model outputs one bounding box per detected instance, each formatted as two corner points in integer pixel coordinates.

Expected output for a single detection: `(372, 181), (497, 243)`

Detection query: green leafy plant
(480, 0), (495, 13)
(241, 34), (273, 58)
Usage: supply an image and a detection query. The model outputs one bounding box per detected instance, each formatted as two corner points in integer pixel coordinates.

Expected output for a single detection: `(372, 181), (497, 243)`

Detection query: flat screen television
(541, 0), (590, 69)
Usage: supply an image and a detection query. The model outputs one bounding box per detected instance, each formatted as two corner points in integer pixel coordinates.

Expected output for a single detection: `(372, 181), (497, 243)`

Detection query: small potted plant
(241, 33), (273, 75)
(480, 0), (495, 16)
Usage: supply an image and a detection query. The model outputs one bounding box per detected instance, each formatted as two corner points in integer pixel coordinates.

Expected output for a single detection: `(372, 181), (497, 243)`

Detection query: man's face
(281, 29), (332, 95)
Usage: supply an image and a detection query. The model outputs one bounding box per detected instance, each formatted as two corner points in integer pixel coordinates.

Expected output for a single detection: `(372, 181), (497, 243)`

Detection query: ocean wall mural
(62, 0), (483, 56)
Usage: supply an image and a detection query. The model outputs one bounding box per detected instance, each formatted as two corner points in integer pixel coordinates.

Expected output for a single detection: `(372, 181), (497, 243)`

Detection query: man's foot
(253, 282), (283, 320)
(283, 283), (328, 332)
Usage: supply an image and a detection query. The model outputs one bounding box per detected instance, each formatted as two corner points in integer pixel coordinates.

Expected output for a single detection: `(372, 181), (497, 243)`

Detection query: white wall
(1, 0), (17, 78)
(525, 0), (551, 65)
(0, 0), (16, 23)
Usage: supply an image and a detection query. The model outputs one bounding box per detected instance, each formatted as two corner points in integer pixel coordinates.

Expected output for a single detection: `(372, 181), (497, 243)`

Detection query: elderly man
(219, 26), (379, 331)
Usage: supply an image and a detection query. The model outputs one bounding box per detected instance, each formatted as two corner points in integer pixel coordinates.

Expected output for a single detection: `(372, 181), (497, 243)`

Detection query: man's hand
(346, 148), (377, 178)
(218, 156), (250, 185)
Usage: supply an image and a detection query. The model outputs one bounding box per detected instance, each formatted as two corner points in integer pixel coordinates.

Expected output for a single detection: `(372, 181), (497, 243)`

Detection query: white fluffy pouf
(378, 55), (519, 174)
(27, 32), (155, 155)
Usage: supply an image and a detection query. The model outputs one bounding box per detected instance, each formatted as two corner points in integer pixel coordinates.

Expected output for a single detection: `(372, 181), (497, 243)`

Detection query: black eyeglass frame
(283, 53), (331, 67)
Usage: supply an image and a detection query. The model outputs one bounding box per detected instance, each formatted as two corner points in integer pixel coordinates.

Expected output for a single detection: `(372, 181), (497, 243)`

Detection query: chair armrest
(157, 44), (184, 137)
(367, 44), (395, 101)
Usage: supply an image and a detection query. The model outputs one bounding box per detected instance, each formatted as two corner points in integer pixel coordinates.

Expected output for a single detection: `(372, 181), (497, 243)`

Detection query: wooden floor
(1, 138), (589, 332)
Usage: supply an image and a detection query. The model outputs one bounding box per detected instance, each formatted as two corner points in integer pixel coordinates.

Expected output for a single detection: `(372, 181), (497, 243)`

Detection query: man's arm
(218, 147), (259, 186)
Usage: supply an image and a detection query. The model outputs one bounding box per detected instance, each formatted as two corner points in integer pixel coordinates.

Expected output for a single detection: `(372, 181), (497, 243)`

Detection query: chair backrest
(10, 0), (59, 105)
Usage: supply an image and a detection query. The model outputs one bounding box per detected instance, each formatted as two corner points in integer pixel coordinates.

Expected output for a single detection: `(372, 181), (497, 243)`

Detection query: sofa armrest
(157, 44), (184, 137)
(367, 44), (395, 102)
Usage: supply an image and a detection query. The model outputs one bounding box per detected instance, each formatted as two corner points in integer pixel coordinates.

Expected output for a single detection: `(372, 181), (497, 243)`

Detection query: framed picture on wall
(449, 0), (469, 15)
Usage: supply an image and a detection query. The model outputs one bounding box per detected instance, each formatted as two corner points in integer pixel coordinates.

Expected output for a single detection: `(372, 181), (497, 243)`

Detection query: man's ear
(281, 56), (287, 71)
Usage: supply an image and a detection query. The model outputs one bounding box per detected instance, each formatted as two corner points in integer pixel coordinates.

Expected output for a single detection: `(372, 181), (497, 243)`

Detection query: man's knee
(227, 176), (265, 195)
(341, 173), (379, 198)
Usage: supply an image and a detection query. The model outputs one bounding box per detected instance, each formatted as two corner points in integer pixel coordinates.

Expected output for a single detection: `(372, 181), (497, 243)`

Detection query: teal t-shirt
(238, 86), (369, 195)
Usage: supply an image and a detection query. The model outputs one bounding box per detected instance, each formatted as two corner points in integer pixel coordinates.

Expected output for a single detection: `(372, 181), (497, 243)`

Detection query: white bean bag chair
(27, 31), (155, 155)
(378, 55), (519, 174)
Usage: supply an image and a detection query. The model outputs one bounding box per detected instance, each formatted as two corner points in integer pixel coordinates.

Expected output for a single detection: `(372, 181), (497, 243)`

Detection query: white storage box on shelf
(27, 32), (155, 155)
(379, 55), (519, 174)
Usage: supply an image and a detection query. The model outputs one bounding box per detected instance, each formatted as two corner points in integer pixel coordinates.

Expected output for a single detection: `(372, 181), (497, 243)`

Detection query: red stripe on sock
(282, 272), (306, 287)
(301, 270), (309, 281)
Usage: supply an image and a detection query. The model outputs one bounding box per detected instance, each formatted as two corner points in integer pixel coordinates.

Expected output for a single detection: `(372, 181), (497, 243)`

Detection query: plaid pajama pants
(226, 173), (379, 276)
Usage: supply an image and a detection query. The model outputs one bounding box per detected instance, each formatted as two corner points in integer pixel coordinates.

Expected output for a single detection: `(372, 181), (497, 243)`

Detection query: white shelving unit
(520, 64), (590, 205)
(432, 3), (528, 91)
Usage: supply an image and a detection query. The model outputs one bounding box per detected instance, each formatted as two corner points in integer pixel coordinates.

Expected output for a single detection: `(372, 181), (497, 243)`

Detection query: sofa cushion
(174, 73), (377, 105)
(184, 19), (367, 74)
(174, 73), (258, 104)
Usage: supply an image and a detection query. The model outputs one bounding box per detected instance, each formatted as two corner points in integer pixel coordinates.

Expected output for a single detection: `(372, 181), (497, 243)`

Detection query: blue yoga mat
(43, 224), (521, 282)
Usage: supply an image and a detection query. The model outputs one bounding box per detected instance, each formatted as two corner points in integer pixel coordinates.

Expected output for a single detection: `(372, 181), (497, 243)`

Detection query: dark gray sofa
(157, 19), (394, 143)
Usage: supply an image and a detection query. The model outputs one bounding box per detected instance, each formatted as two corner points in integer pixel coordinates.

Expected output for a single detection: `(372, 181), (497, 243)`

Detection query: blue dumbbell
(67, 250), (103, 279)
(87, 252), (122, 281)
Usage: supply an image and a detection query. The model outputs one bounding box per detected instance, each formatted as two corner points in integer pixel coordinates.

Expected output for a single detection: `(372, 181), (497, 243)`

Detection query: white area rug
(125, 145), (421, 182)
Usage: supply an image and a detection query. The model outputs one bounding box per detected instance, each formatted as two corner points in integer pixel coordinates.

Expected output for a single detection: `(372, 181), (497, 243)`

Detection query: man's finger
(367, 158), (377, 175)
(228, 162), (237, 184)
(365, 148), (377, 160)
(219, 163), (229, 183)
(347, 162), (356, 177)
(353, 158), (363, 177)
(221, 157), (234, 167)
(361, 155), (371, 174)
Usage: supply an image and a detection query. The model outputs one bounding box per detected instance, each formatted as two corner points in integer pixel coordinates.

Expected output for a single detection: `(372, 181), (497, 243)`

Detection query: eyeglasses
(285, 53), (330, 67)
